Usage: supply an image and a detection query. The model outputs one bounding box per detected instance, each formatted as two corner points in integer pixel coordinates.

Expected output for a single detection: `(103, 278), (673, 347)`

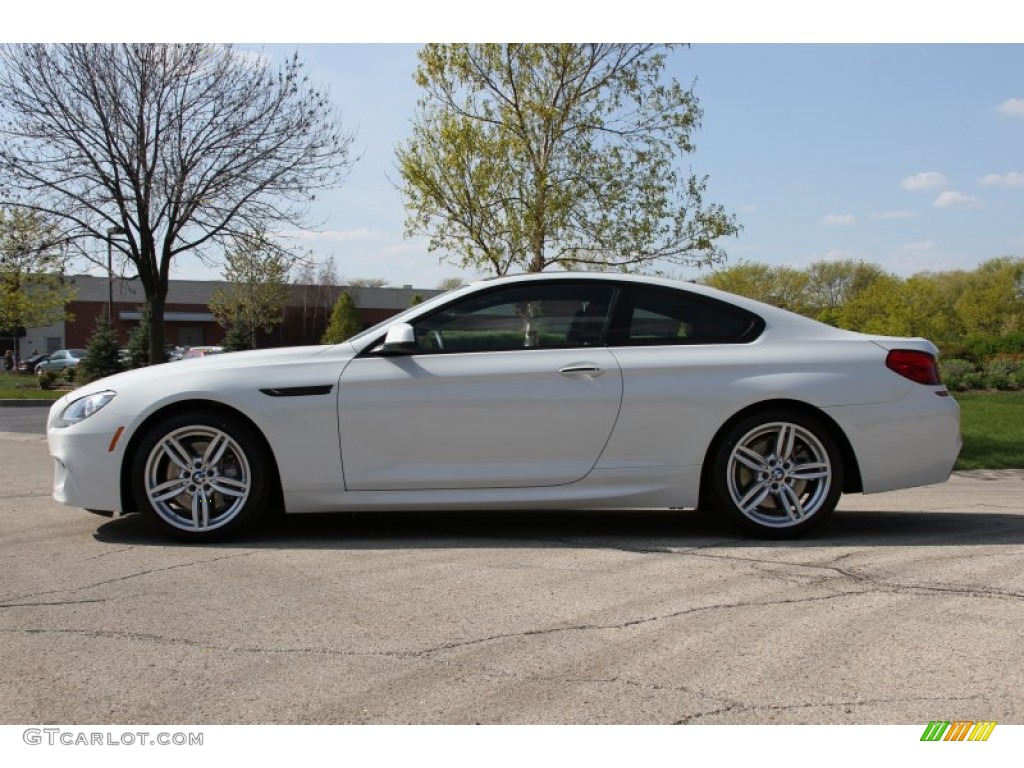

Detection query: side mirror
(380, 323), (416, 355)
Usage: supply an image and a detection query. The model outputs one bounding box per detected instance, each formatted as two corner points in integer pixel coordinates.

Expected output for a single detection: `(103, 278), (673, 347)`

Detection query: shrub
(37, 370), (59, 390)
(960, 371), (987, 391)
(939, 358), (976, 391)
(983, 356), (1023, 391)
(64, 366), (77, 385)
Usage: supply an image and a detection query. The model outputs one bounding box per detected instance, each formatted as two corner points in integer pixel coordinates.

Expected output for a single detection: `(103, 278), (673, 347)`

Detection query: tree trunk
(148, 292), (166, 365)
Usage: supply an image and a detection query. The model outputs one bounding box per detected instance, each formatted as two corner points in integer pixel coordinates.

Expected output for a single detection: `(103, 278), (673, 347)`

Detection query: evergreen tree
(321, 292), (362, 344)
(221, 321), (252, 352)
(78, 314), (123, 384)
(124, 303), (151, 368)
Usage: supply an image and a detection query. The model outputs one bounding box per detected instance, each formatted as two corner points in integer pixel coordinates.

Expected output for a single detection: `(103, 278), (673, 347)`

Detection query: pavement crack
(0, 598), (108, 609)
(409, 590), (869, 656)
(0, 550), (260, 604)
(689, 550), (1024, 601)
(675, 693), (987, 724)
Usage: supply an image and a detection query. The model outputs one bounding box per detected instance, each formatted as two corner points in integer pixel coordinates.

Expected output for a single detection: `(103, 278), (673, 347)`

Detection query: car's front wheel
(710, 411), (843, 538)
(131, 411), (270, 541)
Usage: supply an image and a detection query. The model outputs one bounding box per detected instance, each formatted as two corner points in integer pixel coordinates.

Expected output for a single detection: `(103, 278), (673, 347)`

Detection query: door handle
(559, 364), (603, 377)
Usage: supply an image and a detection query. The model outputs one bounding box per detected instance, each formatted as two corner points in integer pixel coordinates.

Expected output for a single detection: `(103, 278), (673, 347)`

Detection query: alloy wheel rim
(726, 422), (832, 528)
(144, 426), (251, 532)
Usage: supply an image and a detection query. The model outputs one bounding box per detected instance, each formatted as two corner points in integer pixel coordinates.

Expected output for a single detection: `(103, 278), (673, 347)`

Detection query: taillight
(885, 349), (941, 385)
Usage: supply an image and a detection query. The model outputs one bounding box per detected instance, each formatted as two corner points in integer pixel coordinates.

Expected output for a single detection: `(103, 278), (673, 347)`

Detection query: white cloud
(821, 213), (856, 226)
(978, 172), (1024, 188)
(277, 228), (387, 242)
(933, 190), (983, 209)
(997, 98), (1024, 118)
(871, 210), (917, 220)
(901, 171), (950, 191)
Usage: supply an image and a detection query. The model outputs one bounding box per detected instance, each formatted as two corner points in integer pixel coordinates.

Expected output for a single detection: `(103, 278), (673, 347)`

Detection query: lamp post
(106, 226), (126, 322)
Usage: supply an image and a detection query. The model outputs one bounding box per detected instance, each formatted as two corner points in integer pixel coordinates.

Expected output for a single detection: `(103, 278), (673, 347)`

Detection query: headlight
(54, 391), (116, 428)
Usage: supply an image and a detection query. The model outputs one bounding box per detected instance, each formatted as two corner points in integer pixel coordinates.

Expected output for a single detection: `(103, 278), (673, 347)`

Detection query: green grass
(954, 391), (1024, 470)
(0, 372), (65, 400)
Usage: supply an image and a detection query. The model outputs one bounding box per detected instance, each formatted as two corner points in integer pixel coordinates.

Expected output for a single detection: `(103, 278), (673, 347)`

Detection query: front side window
(410, 283), (616, 354)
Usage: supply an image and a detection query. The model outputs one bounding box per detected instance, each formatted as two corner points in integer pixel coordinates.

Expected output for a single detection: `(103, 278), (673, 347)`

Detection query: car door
(338, 281), (623, 491)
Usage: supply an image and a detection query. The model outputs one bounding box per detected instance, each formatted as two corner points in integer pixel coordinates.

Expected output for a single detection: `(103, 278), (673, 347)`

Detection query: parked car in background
(46, 272), (961, 543)
(180, 346), (224, 360)
(36, 349), (88, 375)
(18, 353), (50, 375)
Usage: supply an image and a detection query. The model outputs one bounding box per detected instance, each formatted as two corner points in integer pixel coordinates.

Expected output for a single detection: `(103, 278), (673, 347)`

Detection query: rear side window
(610, 287), (763, 345)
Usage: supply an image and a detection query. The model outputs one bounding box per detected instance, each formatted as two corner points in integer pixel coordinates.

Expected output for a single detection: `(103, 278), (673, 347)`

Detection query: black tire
(709, 410), (843, 539)
(131, 410), (270, 542)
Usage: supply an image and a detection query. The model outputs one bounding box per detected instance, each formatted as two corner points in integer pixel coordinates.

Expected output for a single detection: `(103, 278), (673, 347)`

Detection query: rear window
(611, 287), (763, 345)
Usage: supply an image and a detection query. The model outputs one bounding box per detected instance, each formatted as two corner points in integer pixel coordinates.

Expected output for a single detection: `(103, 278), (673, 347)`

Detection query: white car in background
(46, 272), (960, 541)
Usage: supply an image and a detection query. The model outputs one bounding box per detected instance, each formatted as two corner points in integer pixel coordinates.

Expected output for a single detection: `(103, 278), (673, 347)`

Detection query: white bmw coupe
(47, 272), (960, 541)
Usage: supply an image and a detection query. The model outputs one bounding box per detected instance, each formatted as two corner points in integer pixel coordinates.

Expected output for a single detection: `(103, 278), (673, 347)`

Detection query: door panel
(338, 349), (623, 490)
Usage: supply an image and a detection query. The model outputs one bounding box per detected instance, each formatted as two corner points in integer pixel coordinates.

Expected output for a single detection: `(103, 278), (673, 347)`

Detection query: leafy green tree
(702, 262), (810, 313)
(397, 44), (738, 275)
(833, 274), (912, 335)
(0, 208), (72, 360)
(955, 257), (1024, 337)
(209, 231), (292, 349)
(124, 303), (152, 368)
(803, 260), (884, 325)
(78, 315), (123, 384)
(0, 44), (355, 365)
(321, 292), (362, 344)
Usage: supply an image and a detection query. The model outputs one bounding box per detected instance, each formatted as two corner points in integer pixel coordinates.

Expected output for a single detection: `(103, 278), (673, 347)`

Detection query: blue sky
(10, 5), (1024, 289)
(179, 43), (1023, 289)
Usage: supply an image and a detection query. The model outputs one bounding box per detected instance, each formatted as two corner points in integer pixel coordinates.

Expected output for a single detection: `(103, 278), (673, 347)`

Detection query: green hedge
(941, 356), (1024, 391)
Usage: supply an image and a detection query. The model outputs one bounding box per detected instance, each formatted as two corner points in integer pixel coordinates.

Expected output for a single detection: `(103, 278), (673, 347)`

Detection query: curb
(0, 399), (58, 408)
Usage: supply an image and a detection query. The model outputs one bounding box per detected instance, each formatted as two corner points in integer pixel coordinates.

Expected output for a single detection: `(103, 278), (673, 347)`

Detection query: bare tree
(0, 44), (355, 362)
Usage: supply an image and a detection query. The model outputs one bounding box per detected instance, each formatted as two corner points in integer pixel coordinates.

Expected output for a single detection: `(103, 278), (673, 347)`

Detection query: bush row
(939, 333), (1024, 363)
(940, 356), (1024, 391)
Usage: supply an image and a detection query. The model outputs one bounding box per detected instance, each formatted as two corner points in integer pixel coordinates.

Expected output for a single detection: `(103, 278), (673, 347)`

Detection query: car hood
(62, 343), (357, 401)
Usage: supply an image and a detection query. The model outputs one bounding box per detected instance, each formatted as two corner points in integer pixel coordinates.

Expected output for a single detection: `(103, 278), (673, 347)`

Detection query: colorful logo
(920, 721), (996, 742)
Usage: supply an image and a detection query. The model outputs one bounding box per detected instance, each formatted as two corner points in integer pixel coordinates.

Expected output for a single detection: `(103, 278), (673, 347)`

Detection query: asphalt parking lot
(2, 406), (1023, 724)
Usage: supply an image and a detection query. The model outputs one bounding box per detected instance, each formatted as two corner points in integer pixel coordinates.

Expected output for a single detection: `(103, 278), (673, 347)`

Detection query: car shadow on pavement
(92, 507), (1024, 550)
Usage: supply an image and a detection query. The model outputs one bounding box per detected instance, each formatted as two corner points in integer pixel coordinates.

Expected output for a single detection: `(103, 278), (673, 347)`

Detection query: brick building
(21, 275), (440, 355)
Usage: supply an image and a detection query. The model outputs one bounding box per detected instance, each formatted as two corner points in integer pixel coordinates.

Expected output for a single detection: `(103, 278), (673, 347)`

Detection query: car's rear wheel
(131, 411), (269, 541)
(710, 411), (842, 538)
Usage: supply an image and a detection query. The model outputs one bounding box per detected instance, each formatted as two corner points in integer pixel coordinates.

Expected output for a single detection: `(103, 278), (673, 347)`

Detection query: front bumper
(47, 399), (125, 513)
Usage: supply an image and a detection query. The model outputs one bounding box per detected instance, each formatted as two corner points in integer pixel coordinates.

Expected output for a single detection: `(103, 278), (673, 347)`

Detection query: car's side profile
(36, 348), (88, 375)
(46, 273), (961, 541)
